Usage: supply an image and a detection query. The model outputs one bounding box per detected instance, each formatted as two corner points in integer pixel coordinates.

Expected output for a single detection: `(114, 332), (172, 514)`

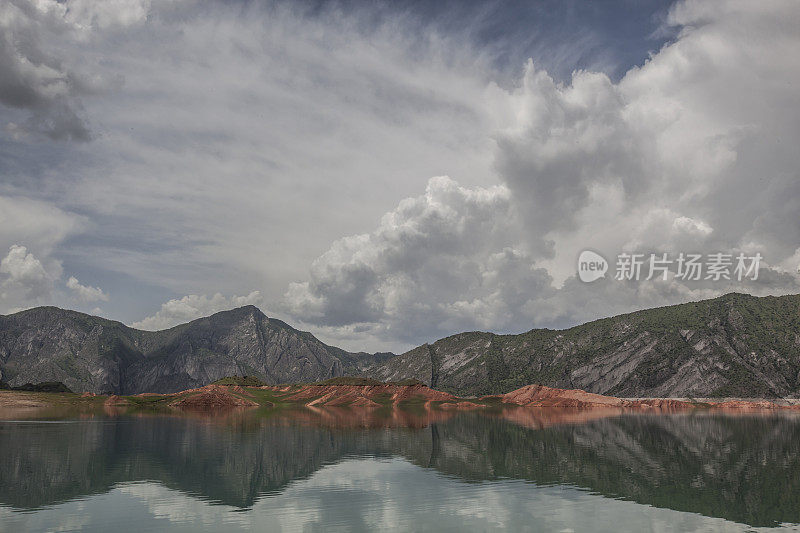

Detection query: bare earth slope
(5, 381), (799, 415)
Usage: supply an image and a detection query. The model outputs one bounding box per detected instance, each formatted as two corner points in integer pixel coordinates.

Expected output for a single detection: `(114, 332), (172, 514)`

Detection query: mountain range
(0, 305), (391, 394)
(366, 292), (800, 398)
(1, 292), (799, 397)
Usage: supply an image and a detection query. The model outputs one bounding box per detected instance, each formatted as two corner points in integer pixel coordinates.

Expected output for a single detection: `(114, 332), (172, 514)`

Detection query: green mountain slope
(365, 293), (800, 398)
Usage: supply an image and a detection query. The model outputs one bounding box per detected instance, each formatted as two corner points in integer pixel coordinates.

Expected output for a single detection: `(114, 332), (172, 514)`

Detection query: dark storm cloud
(0, 0), (91, 141)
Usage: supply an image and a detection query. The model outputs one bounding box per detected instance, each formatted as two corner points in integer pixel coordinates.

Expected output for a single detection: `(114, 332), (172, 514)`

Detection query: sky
(1, 0), (799, 353)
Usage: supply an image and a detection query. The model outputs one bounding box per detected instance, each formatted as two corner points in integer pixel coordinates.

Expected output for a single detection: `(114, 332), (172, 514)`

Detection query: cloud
(63, 0), (151, 30)
(286, 0), (800, 347)
(0, 244), (54, 301)
(0, 195), (85, 255)
(490, 0), (800, 284)
(65, 276), (108, 302)
(0, 0), (149, 141)
(1, 0), (799, 351)
(132, 291), (263, 330)
(0, 196), (83, 313)
(2, 0), (510, 318)
(0, 0), (90, 140)
(284, 176), (556, 343)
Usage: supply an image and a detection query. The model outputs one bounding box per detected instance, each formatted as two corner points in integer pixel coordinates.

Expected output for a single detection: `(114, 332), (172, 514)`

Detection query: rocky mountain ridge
(0, 305), (391, 394)
(365, 292), (800, 398)
(2, 292), (799, 397)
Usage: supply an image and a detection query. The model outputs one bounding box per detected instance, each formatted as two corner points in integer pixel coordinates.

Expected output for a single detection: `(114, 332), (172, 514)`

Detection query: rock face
(366, 293), (800, 398)
(0, 306), (391, 394)
(3, 292), (800, 398)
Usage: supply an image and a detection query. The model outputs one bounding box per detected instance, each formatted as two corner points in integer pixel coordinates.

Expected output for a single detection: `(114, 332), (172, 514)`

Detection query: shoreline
(4, 381), (800, 416)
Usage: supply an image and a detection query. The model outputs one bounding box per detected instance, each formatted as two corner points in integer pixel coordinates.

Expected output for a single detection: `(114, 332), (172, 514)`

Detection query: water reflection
(1, 407), (799, 530)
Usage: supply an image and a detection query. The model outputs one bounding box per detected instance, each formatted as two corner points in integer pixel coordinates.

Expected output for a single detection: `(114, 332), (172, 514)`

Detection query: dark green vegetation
(14, 381), (72, 393)
(0, 306), (393, 394)
(1, 411), (799, 527)
(366, 293), (800, 398)
(0, 381), (72, 393)
(212, 376), (268, 387)
(312, 376), (426, 387)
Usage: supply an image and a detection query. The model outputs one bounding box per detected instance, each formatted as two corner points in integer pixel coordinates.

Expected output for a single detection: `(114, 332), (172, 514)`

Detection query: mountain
(0, 305), (391, 394)
(3, 292), (800, 397)
(365, 293), (800, 398)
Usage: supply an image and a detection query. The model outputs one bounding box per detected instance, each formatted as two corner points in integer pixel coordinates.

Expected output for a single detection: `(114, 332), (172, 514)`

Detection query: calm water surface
(1, 407), (799, 532)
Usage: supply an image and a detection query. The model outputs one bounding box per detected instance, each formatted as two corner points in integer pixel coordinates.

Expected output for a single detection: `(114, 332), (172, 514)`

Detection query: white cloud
(0, 196), (85, 256)
(284, 176), (555, 343)
(0, 197), (83, 313)
(132, 291), (263, 330)
(5, 0), (506, 307)
(492, 0), (800, 283)
(286, 0), (800, 347)
(0, 0), (509, 334)
(2, 0), (799, 350)
(63, 0), (151, 30)
(65, 276), (109, 302)
(0, 244), (54, 301)
(672, 216), (713, 237)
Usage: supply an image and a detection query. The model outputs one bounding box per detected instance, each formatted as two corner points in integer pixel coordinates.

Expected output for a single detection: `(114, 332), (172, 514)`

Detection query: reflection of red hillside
(293, 405), (459, 429)
(265, 383), (458, 407)
(499, 406), (626, 429)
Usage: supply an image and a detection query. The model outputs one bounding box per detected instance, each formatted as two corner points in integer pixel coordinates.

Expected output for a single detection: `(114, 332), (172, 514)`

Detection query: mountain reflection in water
(1, 407), (799, 531)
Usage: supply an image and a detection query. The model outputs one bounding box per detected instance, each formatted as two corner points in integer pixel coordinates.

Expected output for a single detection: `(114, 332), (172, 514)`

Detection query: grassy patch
(239, 387), (292, 407)
(312, 377), (427, 387)
(313, 377), (384, 386)
(122, 394), (174, 409)
(370, 392), (394, 406)
(212, 376), (268, 387)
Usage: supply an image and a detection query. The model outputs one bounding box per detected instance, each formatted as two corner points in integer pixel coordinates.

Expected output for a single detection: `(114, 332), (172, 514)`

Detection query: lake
(1, 407), (799, 532)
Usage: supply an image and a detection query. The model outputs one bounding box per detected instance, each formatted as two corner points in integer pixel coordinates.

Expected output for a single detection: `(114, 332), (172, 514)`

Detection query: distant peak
(7, 305), (96, 319)
(239, 304), (266, 316)
(208, 305), (267, 320)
